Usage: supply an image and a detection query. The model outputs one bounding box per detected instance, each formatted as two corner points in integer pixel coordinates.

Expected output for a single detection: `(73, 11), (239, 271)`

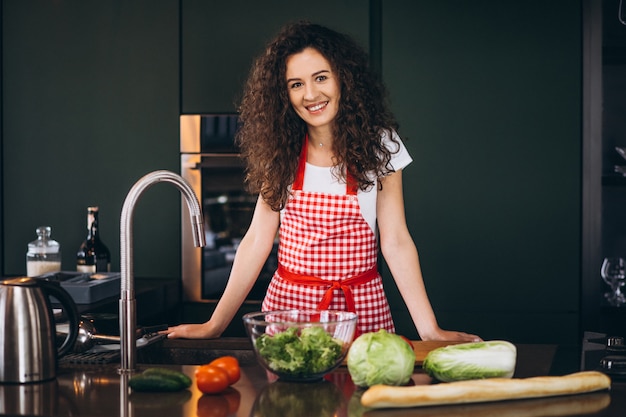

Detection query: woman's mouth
(306, 101), (328, 113)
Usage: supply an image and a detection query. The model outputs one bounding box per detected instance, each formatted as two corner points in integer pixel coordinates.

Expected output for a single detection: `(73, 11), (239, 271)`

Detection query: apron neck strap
(292, 135), (308, 191)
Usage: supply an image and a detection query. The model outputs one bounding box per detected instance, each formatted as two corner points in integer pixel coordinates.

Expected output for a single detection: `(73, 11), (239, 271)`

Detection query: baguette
(361, 371), (611, 409)
(358, 393), (611, 417)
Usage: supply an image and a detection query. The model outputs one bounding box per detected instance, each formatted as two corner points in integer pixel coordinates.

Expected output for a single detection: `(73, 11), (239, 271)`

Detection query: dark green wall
(2, 1), (181, 278)
(1, 0), (369, 275)
(380, 0), (582, 344)
(2, 0), (583, 345)
(181, 0), (369, 113)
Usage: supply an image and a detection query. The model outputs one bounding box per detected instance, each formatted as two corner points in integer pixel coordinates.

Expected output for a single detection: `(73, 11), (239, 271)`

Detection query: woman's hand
(420, 328), (482, 343)
(160, 323), (220, 340)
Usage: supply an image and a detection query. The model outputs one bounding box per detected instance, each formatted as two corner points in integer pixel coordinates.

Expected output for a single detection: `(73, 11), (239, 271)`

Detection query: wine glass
(601, 257), (626, 306)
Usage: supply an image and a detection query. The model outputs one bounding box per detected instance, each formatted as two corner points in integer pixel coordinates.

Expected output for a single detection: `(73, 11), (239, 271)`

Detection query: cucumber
(129, 368), (192, 392)
(141, 367), (192, 388)
(129, 374), (186, 392)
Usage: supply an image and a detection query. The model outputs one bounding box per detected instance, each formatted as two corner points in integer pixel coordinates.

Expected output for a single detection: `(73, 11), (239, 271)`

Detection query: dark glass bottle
(76, 206), (111, 273)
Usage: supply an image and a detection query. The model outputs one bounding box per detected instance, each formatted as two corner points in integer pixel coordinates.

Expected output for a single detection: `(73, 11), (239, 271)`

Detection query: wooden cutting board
(343, 340), (463, 366)
(410, 341), (464, 365)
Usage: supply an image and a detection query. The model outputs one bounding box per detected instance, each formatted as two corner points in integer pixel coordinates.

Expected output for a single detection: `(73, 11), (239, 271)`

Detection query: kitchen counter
(1, 341), (624, 417)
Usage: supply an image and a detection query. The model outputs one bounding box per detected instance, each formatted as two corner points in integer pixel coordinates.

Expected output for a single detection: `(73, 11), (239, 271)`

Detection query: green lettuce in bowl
(256, 326), (343, 375)
(243, 310), (357, 382)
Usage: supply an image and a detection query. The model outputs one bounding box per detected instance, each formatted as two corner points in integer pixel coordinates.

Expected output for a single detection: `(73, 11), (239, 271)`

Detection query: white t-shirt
(297, 130), (413, 233)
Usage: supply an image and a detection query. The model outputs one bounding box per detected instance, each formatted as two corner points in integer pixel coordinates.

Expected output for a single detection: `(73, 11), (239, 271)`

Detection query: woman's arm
(164, 195), (280, 339)
(377, 170), (480, 342)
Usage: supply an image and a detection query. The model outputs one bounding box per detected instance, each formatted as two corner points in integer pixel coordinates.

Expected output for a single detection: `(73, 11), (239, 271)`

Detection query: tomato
(221, 387), (241, 413)
(195, 365), (230, 394)
(196, 393), (229, 417)
(208, 356), (241, 385)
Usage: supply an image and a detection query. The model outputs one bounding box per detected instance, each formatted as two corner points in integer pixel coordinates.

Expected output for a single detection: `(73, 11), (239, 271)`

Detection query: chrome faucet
(118, 170), (205, 372)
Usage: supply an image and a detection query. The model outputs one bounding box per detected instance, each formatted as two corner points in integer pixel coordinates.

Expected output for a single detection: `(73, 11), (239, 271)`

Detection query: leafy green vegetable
(347, 329), (415, 387)
(255, 326), (344, 376)
(422, 340), (517, 382)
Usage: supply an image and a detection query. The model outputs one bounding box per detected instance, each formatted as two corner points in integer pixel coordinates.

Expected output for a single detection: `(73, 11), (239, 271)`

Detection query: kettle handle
(40, 279), (80, 357)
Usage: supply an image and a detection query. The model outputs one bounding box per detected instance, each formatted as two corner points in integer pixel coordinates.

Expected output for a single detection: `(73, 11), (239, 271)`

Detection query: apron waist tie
(277, 264), (378, 312)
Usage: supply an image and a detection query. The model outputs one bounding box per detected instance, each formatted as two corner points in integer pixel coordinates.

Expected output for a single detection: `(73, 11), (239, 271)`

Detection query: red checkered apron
(262, 135), (395, 336)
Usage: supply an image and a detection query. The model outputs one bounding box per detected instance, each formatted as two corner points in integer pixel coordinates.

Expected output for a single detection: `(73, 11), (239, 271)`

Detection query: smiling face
(285, 47), (341, 134)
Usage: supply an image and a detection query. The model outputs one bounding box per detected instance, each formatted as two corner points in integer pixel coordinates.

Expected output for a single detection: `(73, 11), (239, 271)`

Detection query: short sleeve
(382, 130), (413, 172)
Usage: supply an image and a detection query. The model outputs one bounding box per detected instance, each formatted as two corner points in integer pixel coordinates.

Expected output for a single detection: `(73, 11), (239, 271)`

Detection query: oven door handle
(190, 153), (244, 170)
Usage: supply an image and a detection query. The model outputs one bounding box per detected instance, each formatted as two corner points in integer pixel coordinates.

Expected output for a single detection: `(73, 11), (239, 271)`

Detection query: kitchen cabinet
(596, 0), (626, 335)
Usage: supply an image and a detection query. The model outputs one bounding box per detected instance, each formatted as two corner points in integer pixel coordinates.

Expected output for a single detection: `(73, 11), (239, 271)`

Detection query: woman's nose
(304, 83), (318, 100)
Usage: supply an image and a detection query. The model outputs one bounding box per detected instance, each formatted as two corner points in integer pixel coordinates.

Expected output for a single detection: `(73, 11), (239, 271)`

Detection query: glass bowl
(242, 310), (357, 382)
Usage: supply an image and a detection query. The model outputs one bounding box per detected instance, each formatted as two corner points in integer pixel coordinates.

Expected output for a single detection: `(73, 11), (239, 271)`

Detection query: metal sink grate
(60, 350), (120, 365)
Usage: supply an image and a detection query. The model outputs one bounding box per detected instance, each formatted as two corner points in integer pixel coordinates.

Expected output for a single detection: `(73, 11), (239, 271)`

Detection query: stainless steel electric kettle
(0, 276), (79, 383)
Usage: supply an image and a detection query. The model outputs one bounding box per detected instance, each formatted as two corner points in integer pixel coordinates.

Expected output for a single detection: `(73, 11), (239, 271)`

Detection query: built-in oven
(180, 114), (277, 306)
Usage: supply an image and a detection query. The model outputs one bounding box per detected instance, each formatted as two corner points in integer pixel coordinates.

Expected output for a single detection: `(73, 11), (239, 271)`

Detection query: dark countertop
(1, 341), (624, 417)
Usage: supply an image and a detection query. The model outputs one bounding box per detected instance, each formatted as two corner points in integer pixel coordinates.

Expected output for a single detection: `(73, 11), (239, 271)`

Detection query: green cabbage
(347, 329), (415, 387)
(422, 340), (517, 382)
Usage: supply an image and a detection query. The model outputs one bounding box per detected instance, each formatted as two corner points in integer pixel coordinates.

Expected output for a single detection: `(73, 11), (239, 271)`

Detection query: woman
(165, 21), (480, 342)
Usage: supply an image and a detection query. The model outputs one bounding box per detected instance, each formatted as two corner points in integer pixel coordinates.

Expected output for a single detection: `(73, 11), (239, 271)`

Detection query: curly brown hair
(236, 21), (400, 211)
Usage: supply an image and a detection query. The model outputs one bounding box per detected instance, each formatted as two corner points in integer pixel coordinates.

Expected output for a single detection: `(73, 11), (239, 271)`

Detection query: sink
(136, 337), (257, 365)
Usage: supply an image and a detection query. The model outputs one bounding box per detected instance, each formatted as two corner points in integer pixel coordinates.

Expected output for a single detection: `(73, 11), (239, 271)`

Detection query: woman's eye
(289, 82), (302, 89)
(315, 75), (327, 82)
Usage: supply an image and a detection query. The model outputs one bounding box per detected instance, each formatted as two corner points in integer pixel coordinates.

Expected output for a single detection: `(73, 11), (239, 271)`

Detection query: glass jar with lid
(26, 226), (62, 277)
